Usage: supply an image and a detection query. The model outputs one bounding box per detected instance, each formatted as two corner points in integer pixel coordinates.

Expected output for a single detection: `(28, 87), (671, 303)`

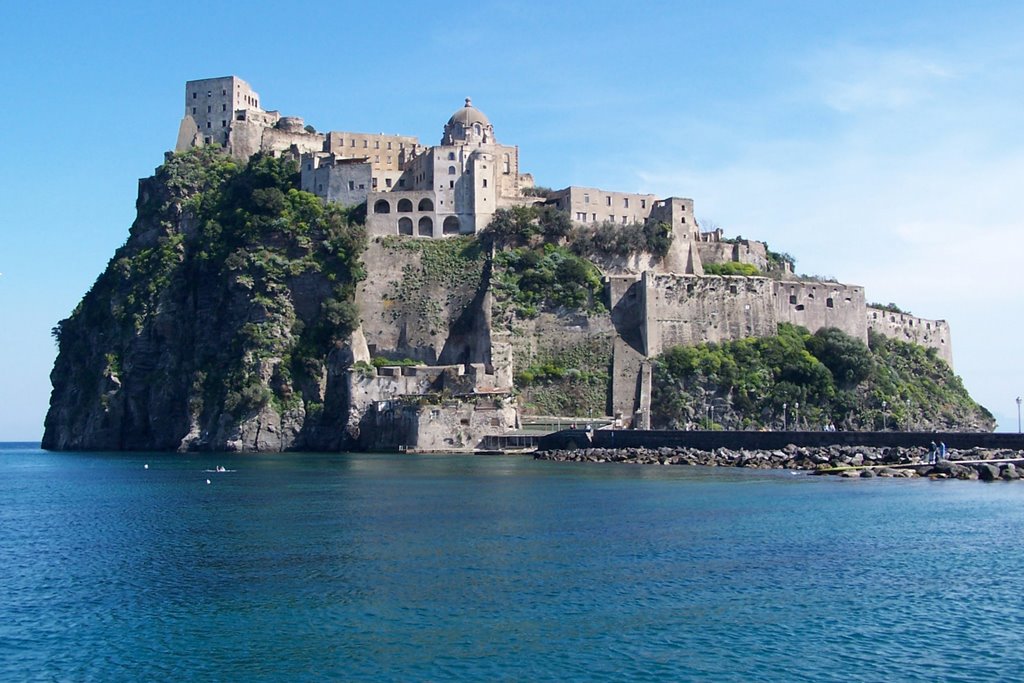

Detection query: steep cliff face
(43, 149), (367, 451)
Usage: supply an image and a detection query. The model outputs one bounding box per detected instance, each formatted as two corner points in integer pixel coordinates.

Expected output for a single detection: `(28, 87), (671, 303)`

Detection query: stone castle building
(175, 76), (953, 444)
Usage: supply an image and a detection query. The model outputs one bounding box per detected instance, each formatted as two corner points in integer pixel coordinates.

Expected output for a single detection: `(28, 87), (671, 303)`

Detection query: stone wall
(867, 307), (953, 366)
(696, 239), (768, 270)
(774, 281), (867, 342)
(641, 273), (778, 356)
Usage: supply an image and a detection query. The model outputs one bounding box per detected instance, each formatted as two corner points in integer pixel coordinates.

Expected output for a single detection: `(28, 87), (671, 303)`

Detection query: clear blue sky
(2, 0), (1022, 440)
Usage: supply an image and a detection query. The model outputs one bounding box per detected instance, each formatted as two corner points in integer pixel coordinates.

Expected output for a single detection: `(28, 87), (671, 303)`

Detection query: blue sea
(2, 443), (1024, 681)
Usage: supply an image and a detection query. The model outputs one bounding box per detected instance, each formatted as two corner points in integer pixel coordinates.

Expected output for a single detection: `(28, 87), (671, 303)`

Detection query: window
(372, 178), (378, 189)
(789, 295), (797, 305)
(398, 217), (413, 235)
(207, 90), (211, 97)
(191, 107), (196, 115)
(418, 216), (433, 237)
(192, 92), (197, 99)
(591, 213), (597, 221)
(681, 217), (686, 223)
(448, 152), (455, 160)
(350, 140), (355, 147)
(207, 106), (211, 113)
(387, 156), (391, 164)
(448, 166), (456, 175)
(375, 141), (380, 149)
(622, 216), (627, 224)
(398, 199), (413, 212)
(385, 178), (392, 188)
(641, 199), (646, 209)
(204, 136), (211, 144)
(358, 184), (365, 189)
(375, 155), (380, 163)
(450, 180), (454, 188)
(482, 179), (488, 188)
(576, 212), (586, 220)
(222, 104), (227, 111)
(584, 194), (590, 204)
(443, 216), (460, 234)
(607, 196), (612, 206)
(418, 198), (434, 211)
(398, 178), (405, 188)
(624, 198), (629, 208)
(373, 199), (391, 214)
(387, 142), (392, 150)
(348, 181), (354, 191)
(221, 120), (226, 127)
(206, 122), (211, 129)
(222, 89), (226, 95)
(363, 140), (368, 148)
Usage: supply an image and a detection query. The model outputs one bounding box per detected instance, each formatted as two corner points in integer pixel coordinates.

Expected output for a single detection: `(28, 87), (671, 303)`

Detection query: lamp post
(1017, 396), (1022, 434)
(794, 401), (800, 431)
(881, 400), (887, 431)
(782, 402), (788, 431)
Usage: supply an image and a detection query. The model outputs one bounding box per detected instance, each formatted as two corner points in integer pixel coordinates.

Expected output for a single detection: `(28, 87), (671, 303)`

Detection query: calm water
(2, 443), (1024, 681)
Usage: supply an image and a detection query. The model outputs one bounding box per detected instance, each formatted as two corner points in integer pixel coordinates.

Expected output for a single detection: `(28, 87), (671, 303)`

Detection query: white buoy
(206, 479), (211, 485)
(144, 464), (149, 469)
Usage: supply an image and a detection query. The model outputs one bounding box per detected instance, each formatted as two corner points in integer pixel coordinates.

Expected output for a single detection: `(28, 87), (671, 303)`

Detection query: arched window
(448, 152), (455, 160)
(474, 123), (482, 137)
(373, 199), (390, 214)
(418, 198), (434, 211)
(443, 216), (460, 235)
(448, 166), (457, 175)
(398, 217), (413, 235)
(503, 153), (510, 174)
(397, 198), (413, 212)
(418, 216), (433, 237)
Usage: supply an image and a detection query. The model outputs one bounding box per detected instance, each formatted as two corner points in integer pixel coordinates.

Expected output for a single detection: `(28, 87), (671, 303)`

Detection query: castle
(176, 76), (953, 449)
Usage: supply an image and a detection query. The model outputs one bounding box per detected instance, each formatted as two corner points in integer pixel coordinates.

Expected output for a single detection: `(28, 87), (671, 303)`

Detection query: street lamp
(794, 401), (800, 431)
(782, 402), (788, 431)
(882, 400), (887, 431)
(1017, 396), (1022, 434)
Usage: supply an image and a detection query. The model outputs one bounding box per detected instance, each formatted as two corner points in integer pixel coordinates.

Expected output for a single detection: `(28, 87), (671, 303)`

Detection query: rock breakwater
(534, 445), (1024, 480)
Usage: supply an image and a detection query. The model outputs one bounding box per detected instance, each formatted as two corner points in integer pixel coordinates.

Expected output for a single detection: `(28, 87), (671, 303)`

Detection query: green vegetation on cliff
(515, 336), (612, 417)
(651, 324), (992, 431)
(46, 148), (367, 451)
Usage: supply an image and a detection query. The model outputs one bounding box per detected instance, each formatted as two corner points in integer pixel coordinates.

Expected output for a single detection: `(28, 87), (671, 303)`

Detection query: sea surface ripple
(2, 443), (1023, 681)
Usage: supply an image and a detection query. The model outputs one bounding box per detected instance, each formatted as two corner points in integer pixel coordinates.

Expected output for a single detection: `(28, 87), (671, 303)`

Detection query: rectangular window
(207, 106), (211, 113)
(387, 156), (392, 164)
(387, 142), (392, 150)
(399, 178), (405, 187)
(358, 184), (365, 190)
(483, 179), (488, 187)
(222, 104), (227, 111)
(624, 198), (629, 208)
(584, 194), (590, 204)
(351, 140), (355, 147)
(206, 122), (211, 129)
(363, 140), (368, 148)
(450, 180), (454, 188)
(192, 92), (197, 99)
(641, 199), (646, 209)
(372, 178), (378, 189)
(385, 178), (392, 187)
(576, 212), (586, 220)
(191, 107), (196, 115)
(348, 181), (354, 190)
(607, 196), (612, 206)
(592, 213), (597, 221)
(622, 216), (627, 224)
(221, 120), (226, 127)
(375, 141), (380, 149)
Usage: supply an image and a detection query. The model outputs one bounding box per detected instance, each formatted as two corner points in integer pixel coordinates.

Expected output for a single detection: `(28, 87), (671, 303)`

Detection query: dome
(442, 98), (495, 145)
(447, 98), (491, 128)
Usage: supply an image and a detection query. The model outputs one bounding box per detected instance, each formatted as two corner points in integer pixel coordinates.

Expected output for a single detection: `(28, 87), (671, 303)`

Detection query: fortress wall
(774, 281), (867, 341)
(867, 308), (953, 366)
(641, 274), (778, 357)
(696, 240), (768, 270)
(259, 127), (325, 157)
(302, 161), (371, 207)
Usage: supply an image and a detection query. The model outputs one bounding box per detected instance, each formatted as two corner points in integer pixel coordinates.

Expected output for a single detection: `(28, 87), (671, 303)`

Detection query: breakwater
(535, 444), (1024, 480)
(536, 428), (1024, 452)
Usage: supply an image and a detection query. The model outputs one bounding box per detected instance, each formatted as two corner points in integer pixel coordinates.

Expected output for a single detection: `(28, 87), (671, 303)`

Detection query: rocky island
(43, 76), (992, 452)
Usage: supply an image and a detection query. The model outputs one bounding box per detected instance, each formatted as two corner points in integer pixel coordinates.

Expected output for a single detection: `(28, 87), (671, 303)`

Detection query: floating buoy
(206, 479), (211, 485)
(144, 464), (149, 469)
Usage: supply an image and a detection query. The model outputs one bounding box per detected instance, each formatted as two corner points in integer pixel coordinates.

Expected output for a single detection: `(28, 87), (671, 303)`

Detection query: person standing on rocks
(928, 441), (938, 464)
(939, 442), (947, 461)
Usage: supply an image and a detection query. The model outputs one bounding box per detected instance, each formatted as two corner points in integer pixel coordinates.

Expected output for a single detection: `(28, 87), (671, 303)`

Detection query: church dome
(442, 98), (495, 145)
